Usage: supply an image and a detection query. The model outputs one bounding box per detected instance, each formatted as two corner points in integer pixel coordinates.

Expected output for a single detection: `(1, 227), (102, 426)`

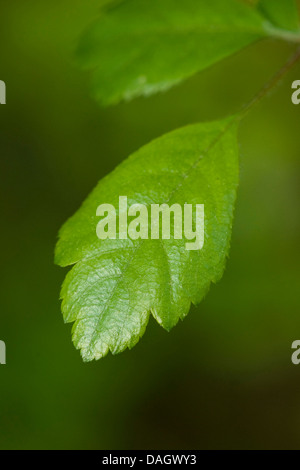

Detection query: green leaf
(55, 118), (239, 361)
(258, 0), (300, 32)
(77, 0), (267, 105)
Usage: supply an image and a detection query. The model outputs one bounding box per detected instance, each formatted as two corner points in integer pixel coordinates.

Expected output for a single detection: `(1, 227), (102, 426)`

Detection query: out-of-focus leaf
(258, 0), (300, 32)
(77, 0), (267, 105)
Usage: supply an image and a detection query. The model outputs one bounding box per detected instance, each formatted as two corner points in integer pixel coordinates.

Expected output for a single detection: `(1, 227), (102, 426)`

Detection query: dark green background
(0, 0), (300, 450)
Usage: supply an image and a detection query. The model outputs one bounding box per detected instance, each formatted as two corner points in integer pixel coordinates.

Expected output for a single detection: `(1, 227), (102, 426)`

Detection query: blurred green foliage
(0, 0), (300, 450)
(76, 0), (267, 104)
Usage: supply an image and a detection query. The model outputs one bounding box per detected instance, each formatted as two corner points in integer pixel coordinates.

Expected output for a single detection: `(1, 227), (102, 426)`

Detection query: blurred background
(0, 0), (300, 450)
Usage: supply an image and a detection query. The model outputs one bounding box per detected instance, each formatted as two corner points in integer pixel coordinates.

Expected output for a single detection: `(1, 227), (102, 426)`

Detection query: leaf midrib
(82, 118), (237, 266)
(86, 24), (267, 46)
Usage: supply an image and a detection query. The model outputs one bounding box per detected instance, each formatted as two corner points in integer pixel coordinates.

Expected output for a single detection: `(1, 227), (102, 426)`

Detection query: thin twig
(240, 45), (300, 119)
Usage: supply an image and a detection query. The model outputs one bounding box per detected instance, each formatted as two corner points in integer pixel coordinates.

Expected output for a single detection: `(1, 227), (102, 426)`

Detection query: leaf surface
(55, 118), (239, 361)
(77, 0), (267, 105)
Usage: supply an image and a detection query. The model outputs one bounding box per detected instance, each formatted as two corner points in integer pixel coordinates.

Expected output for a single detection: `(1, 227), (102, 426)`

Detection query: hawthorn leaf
(258, 0), (300, 32)
(55, 118), (239, 361)
(77, 0), (267, 105)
